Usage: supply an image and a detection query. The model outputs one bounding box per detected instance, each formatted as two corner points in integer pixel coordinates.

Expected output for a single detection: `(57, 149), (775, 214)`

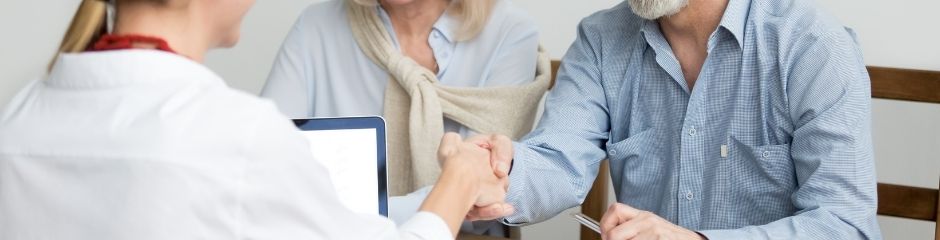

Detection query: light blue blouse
(262, 0), (540, 137)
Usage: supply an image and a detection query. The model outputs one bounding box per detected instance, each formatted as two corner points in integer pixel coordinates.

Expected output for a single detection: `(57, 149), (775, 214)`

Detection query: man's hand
(438, 133), (514, 218)
(599, 203), (705, 240)
(463, 134), (515, 221)
(465, 134), (514, 177)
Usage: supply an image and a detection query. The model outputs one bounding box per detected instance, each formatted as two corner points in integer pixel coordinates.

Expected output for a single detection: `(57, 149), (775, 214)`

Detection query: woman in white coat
(0, 0), (511, 239)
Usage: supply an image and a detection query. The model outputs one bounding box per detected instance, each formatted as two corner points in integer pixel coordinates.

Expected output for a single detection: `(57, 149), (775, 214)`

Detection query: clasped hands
(437, 133), (515, 221)
(440, 133), (705, 240)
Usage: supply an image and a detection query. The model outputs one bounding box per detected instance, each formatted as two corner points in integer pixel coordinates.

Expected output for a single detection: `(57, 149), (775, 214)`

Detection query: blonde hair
(49, 0), (108, 70)
(350, 0), (496, 41)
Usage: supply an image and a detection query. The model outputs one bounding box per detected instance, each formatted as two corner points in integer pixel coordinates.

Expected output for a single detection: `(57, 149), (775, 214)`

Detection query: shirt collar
(717, 0), (751, 48)
(432, 9), (458, 43)
(377, 6), (457, 44)
(47, 50), (221, 89)
(638, 0), (751, 49)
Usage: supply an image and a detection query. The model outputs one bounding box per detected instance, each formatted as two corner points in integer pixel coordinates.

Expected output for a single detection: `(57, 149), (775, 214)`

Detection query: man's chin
(627, 0), (689, 20)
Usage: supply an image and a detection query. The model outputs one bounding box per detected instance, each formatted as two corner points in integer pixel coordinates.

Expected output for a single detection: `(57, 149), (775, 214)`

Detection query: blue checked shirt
(503, 0), (881, 239)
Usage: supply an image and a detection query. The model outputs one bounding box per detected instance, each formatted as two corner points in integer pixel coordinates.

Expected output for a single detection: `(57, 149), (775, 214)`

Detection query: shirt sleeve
(501, 20), (611, 225)
(238, 102), (453, 240)
(699, 28), (880, 239)
(399, 212), (454, 240)
(260, 13), (314, 118)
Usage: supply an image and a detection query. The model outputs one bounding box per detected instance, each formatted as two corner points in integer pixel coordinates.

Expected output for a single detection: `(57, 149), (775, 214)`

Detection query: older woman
(262, 0), (549, 234)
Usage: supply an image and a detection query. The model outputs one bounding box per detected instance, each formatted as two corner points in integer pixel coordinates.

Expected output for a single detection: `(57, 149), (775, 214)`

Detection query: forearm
(699, 207), (879, 239)
(419, 166), (478, 238)
(503, 140), (604, 225)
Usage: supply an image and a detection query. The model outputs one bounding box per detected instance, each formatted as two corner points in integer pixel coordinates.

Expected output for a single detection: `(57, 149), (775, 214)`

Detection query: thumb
(488, 135), (514, 178)
(438, 132), (463, 158)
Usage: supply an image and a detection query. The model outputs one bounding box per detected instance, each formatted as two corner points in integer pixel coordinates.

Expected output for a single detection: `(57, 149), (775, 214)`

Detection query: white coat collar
(46, 50), (225, 89)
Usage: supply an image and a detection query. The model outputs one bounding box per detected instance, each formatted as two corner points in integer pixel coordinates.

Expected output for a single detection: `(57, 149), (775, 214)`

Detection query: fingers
(487, 135), (514, 178)
(465, 134), (492, 148)
(476, 183), (507, 206)
(466, 203), (515, 221)
(605, 211), (657, 240)
(464, 134), (514, 178)
(604, 218), (646, 240)
(599, 203), (641, 234)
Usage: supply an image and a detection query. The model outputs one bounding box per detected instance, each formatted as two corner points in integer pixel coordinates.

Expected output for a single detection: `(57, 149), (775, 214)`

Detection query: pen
(570, 212), (601, 233)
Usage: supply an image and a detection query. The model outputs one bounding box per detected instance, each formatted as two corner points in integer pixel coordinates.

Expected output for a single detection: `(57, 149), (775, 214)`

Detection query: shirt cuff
(500, 142), (532, 226)
(399, 211), (453, 240)
(388, 186), (434, 225)
(698, 229), (746, 240)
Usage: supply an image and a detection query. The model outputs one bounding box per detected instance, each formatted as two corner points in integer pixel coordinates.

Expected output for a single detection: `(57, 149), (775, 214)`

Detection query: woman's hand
(421, 133), (514, 236)
(438, 133), (512, 211)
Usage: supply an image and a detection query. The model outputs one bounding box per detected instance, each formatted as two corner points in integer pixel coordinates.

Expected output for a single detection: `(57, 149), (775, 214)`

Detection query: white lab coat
(0, 50), (451, 240)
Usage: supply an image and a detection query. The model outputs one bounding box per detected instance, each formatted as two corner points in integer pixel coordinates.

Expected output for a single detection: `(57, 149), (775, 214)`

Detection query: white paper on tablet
(301, 129), (379, 215)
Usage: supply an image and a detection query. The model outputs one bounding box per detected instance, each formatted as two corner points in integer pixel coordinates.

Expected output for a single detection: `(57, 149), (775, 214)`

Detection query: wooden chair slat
(868, 66), (940, 104)
(580, 161), (609, 240)
(876, 183), (939, 221)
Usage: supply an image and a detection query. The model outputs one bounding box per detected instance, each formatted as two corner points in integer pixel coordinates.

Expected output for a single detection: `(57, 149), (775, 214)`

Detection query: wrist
(440, 162), (480, 207)
(419, 161), (479, 238)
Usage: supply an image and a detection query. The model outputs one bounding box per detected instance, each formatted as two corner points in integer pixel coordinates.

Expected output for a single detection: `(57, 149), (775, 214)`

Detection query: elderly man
(470, 0), (881, 239)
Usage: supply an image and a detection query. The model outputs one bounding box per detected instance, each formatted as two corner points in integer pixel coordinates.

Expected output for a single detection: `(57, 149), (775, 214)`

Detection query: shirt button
(433, 32), (441, 39)
(685, 191), (694, 200)
(609, 149), (618, 156)
(688, 127), (697, 136)
(762, 151), (771, 158)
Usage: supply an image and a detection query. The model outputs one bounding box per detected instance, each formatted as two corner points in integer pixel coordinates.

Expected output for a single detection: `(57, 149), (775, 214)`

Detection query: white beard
(627, 0), (690, 20)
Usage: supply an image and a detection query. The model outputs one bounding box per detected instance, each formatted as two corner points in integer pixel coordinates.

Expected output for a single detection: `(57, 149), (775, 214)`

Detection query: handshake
(429, 133), (706, 240)
(421, 132), (517, 231)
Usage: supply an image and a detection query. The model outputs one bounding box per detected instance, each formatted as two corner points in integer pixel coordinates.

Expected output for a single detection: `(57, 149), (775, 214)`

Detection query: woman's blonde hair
(49, 0), (108, 70)
(350, 0), (496, 41)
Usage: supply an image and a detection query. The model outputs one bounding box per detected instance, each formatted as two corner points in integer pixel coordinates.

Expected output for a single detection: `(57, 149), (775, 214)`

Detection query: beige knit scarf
(347, 3), (551, 196)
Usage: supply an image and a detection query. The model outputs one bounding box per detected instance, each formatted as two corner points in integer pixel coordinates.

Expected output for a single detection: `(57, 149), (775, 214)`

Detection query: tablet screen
(301, 128), (380, 215)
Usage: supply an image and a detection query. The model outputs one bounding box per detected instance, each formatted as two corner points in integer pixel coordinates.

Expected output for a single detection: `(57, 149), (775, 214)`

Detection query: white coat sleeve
(238, 103), (453, 240)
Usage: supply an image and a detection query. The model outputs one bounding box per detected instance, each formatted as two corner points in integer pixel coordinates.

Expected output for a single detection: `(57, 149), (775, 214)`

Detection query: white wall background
(1, 1), (937, 239)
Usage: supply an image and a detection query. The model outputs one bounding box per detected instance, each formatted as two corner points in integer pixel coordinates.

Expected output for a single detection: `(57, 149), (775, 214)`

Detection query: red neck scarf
(90, 34), (178, 54)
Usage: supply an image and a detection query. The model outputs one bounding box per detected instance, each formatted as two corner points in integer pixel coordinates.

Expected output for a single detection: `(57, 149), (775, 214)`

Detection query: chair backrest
(877, 183), (938, 220)
(867, 66), (940, 240)
(577, 65), (940, 240)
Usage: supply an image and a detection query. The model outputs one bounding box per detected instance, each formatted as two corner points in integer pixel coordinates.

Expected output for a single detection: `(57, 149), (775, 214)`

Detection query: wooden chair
(868, 66), (940, 240)
(578, 66), (940, 240)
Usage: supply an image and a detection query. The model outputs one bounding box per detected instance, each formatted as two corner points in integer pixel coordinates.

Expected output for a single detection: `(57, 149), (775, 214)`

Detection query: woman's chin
(218, 35), (241, 49)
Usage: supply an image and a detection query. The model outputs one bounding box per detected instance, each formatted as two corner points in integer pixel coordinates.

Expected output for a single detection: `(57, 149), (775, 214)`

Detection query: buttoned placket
(675, 30), (727, 229)
(428, 29), (452, 79)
